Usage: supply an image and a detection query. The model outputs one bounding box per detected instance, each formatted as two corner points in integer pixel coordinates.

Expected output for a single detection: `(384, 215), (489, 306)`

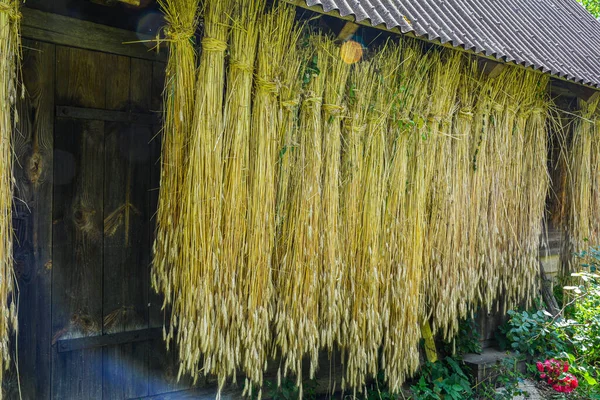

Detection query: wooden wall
(13, 10), (195, 399)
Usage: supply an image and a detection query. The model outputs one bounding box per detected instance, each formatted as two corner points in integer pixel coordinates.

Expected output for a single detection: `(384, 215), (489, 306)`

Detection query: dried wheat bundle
(319, 38), (350, 352)
(152, 0), (199, 322)
(172, 0), (232, 386)
(501, 73), (549, 308)
(566, 99), (600, 271)
(0, 0), (20, 396)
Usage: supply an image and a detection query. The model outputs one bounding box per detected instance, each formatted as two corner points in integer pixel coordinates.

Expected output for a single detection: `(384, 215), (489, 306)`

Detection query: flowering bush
(536, 359), (579, 393)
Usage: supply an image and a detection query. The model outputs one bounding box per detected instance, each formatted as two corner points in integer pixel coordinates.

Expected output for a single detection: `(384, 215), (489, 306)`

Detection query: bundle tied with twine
(319, 38), (350, 354)
(171, 0), (232, 385)
(152, 0), (200, 322)
(340, 55), (380, 394)
(381, 41), (427, 392)
(219, 0), (264, 392)
(0, 0), (20, 397)
(567, 99), (600, 271)
(275, 34), (328, 399)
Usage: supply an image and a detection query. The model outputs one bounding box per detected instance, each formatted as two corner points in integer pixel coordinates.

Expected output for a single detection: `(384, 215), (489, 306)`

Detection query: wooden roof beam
(90, 0), (141, 6)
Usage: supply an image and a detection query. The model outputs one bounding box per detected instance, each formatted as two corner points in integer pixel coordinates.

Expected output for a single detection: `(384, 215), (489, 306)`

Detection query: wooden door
(15, 39), (193, 399)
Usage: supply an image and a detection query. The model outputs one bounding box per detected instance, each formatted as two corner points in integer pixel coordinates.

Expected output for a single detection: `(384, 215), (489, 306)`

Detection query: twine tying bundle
(202, 37), (228, 52)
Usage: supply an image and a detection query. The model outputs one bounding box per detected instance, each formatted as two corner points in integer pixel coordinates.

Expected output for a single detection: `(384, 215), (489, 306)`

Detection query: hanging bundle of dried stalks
(0, 0), (20, 395)
(275, 35), (328, 398)
(421, 50), (463, 338)
(566, 99), (600, 270)
(340, 55), (380, 393)
(381, 40), (428, 392)
(152, 0), (199, 324)
(239, 4), (299, 398)
(219, 0), (264, 391)
(319, 38), (350, 353)
(173, 0), (232, 386)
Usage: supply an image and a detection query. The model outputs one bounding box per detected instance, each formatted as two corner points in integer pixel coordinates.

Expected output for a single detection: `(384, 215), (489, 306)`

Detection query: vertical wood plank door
(50, 45), (160, 399)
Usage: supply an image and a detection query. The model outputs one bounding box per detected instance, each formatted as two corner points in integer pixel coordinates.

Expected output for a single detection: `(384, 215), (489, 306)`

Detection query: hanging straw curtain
(152, 1), (555, 395)
(0, 0), (20, 397)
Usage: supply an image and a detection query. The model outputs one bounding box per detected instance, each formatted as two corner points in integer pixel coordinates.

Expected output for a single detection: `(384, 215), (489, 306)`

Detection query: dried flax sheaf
(275, 35), (328, 397)
(174, 0), (232, 385)
(319, 38), (350, 352)
(219, 0), (264, 391)
(568, 98), (600, 272)
(152, 0), (199, 321)
(0, 0), (20, 396)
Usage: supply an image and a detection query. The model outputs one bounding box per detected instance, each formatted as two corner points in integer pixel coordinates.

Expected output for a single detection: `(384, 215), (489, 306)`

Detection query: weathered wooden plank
(52, 118), (105, 399)
(148, 339), (194, 396)
(103, 123), (152, 399)
(131, 58), (153, 112)
(57, 328), (161, 352)
(56, 46), (107, 109)
(52, 348), (103, 400)
(21, 7), (166, 61)
(56, 106), (159, 125)
(102, 48), (151, 398)
(104, 342), (149, 399)
(12, 39), (55, 400)
(105, 54), (131, 111)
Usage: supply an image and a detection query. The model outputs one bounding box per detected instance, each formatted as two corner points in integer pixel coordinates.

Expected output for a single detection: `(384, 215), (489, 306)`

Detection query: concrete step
(463, 348), (527, 385)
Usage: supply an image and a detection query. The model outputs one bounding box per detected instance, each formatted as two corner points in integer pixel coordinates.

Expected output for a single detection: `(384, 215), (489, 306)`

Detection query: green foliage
(409, 358), (473, 400)
(258, 377), (317, 400)
(365, 371), (399, 400)
(499, 247), (600, 399)
(578, 0), (600, 18)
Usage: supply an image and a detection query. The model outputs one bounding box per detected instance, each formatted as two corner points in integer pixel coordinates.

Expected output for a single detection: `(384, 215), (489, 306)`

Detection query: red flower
(563, 361), (569, 372)
(536, 361), (544, 372)
(570, 377), (579, 389)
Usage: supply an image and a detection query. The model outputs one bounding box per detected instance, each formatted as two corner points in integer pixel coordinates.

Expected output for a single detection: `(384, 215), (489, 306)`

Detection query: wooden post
(420, 319), (438, 363)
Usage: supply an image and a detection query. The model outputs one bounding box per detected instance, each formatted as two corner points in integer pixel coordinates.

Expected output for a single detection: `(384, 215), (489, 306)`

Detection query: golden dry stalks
(421, 50), (463, 338)
(275, 34), (328, 399)
(152, 0), (199, 324)
(240, 5), (297, 398)
(0, 1), (20, 397)
(174, 0), (232, 387)
(340, 56), (380, 394)
(152, 4), (556, 392)
(568, 99), (600, 272)
(219, 0), (264, 391)
(381, 41), (427, 391)
(319, 38), (350, 353)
